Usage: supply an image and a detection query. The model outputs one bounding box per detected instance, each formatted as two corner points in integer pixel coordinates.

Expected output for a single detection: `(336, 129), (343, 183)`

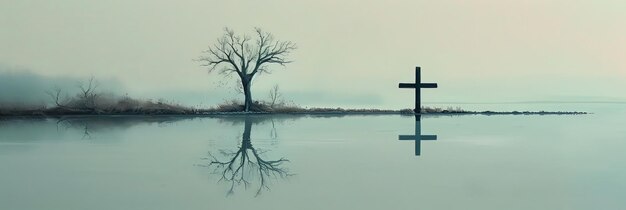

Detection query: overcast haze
(1, 0), (625, 108)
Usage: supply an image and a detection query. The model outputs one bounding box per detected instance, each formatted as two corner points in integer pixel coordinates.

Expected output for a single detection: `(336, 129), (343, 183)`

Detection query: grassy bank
(0, 100), (588, 117)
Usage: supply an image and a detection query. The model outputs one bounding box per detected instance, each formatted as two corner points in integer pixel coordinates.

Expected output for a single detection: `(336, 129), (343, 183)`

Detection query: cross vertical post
(415, 66), (421, 114)
(399, 66), (438, 115)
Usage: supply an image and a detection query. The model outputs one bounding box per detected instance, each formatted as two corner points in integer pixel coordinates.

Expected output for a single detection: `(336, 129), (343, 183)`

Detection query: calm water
(1, 104), (625, 210)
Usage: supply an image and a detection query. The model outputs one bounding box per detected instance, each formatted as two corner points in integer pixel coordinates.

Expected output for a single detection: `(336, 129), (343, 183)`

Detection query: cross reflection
(398, 116), (438, 156)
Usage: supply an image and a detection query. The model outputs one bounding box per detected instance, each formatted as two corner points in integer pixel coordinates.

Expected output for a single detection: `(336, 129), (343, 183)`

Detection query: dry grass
(421, 106), (469, 113)
(205, 100), (293, 112)
(202, 100), (438, 114)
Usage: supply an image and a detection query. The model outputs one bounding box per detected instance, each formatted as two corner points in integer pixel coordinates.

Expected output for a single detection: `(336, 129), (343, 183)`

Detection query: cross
(399, 66), (438, 114)
(398, 117), (437, 156)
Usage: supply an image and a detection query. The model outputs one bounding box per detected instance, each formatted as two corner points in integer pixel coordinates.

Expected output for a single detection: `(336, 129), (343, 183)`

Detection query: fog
(1, 0), (625, 109)
(0, 65), (124, 107)
(0, 65), (381, 108)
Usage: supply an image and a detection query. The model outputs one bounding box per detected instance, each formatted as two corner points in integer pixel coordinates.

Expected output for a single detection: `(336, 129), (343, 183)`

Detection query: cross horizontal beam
(398, 135), (438, 141)
(398, 83), (438, 89)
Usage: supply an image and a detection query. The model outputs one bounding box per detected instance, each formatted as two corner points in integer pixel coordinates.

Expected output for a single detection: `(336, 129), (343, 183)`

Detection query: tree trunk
(242, 77), (253, 112)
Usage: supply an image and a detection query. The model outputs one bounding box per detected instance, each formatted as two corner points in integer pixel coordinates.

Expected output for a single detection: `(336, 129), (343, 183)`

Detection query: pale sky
(1, 0), (625, 108)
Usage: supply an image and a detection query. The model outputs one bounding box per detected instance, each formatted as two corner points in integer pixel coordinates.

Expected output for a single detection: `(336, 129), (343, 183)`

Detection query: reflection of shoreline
(0, 110), (588, 139)
(0, 111), (589, 137)
(0, 109), (589, 121)
(0, 116), (191, 141)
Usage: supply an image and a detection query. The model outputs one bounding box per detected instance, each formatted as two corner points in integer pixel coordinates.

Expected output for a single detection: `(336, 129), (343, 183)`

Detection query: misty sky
(1, 0), (625, 108)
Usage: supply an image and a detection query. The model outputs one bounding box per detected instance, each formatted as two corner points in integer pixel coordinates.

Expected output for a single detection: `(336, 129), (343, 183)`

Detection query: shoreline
(0, 110), (589, 119)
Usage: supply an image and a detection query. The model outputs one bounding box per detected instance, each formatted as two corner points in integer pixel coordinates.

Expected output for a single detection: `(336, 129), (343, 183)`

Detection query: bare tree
(268, 84), (282, 108)
(197, 27), (296, 112)
(45, 87), (68, 108)
(77, 76), (99, 110)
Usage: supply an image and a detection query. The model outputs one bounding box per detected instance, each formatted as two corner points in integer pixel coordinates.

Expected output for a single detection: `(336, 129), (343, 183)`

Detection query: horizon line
(423, 101), (626, 104)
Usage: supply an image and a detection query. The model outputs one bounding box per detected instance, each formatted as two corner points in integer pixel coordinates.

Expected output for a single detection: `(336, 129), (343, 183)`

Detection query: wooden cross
(398, 117), (437, 156)
(399, 66), (438, 114)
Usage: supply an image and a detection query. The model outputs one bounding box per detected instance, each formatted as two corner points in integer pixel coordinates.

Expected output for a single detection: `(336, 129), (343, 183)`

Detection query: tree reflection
(204, 116), (291, 196)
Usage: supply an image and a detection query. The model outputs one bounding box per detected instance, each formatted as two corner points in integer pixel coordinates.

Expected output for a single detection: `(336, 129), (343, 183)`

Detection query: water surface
(1, 104), (625, 210)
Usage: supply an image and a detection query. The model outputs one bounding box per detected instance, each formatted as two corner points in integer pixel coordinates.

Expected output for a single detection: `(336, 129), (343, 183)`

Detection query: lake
(1, 103), (625, 210)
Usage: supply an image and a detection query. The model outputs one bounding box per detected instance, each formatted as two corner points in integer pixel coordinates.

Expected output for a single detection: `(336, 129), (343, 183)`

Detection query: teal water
(0, 104), (625, 210)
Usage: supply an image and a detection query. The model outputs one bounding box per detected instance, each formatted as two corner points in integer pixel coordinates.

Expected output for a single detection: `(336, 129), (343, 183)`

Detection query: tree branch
(197, 27), (296, 80)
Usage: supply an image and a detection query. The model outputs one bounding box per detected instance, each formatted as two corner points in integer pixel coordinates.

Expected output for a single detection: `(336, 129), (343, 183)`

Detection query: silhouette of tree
(45, 86), (68, 108)
(76, 76), (99, 111)
(268, 84), (282, 108)
(197, 27), (296, 112)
